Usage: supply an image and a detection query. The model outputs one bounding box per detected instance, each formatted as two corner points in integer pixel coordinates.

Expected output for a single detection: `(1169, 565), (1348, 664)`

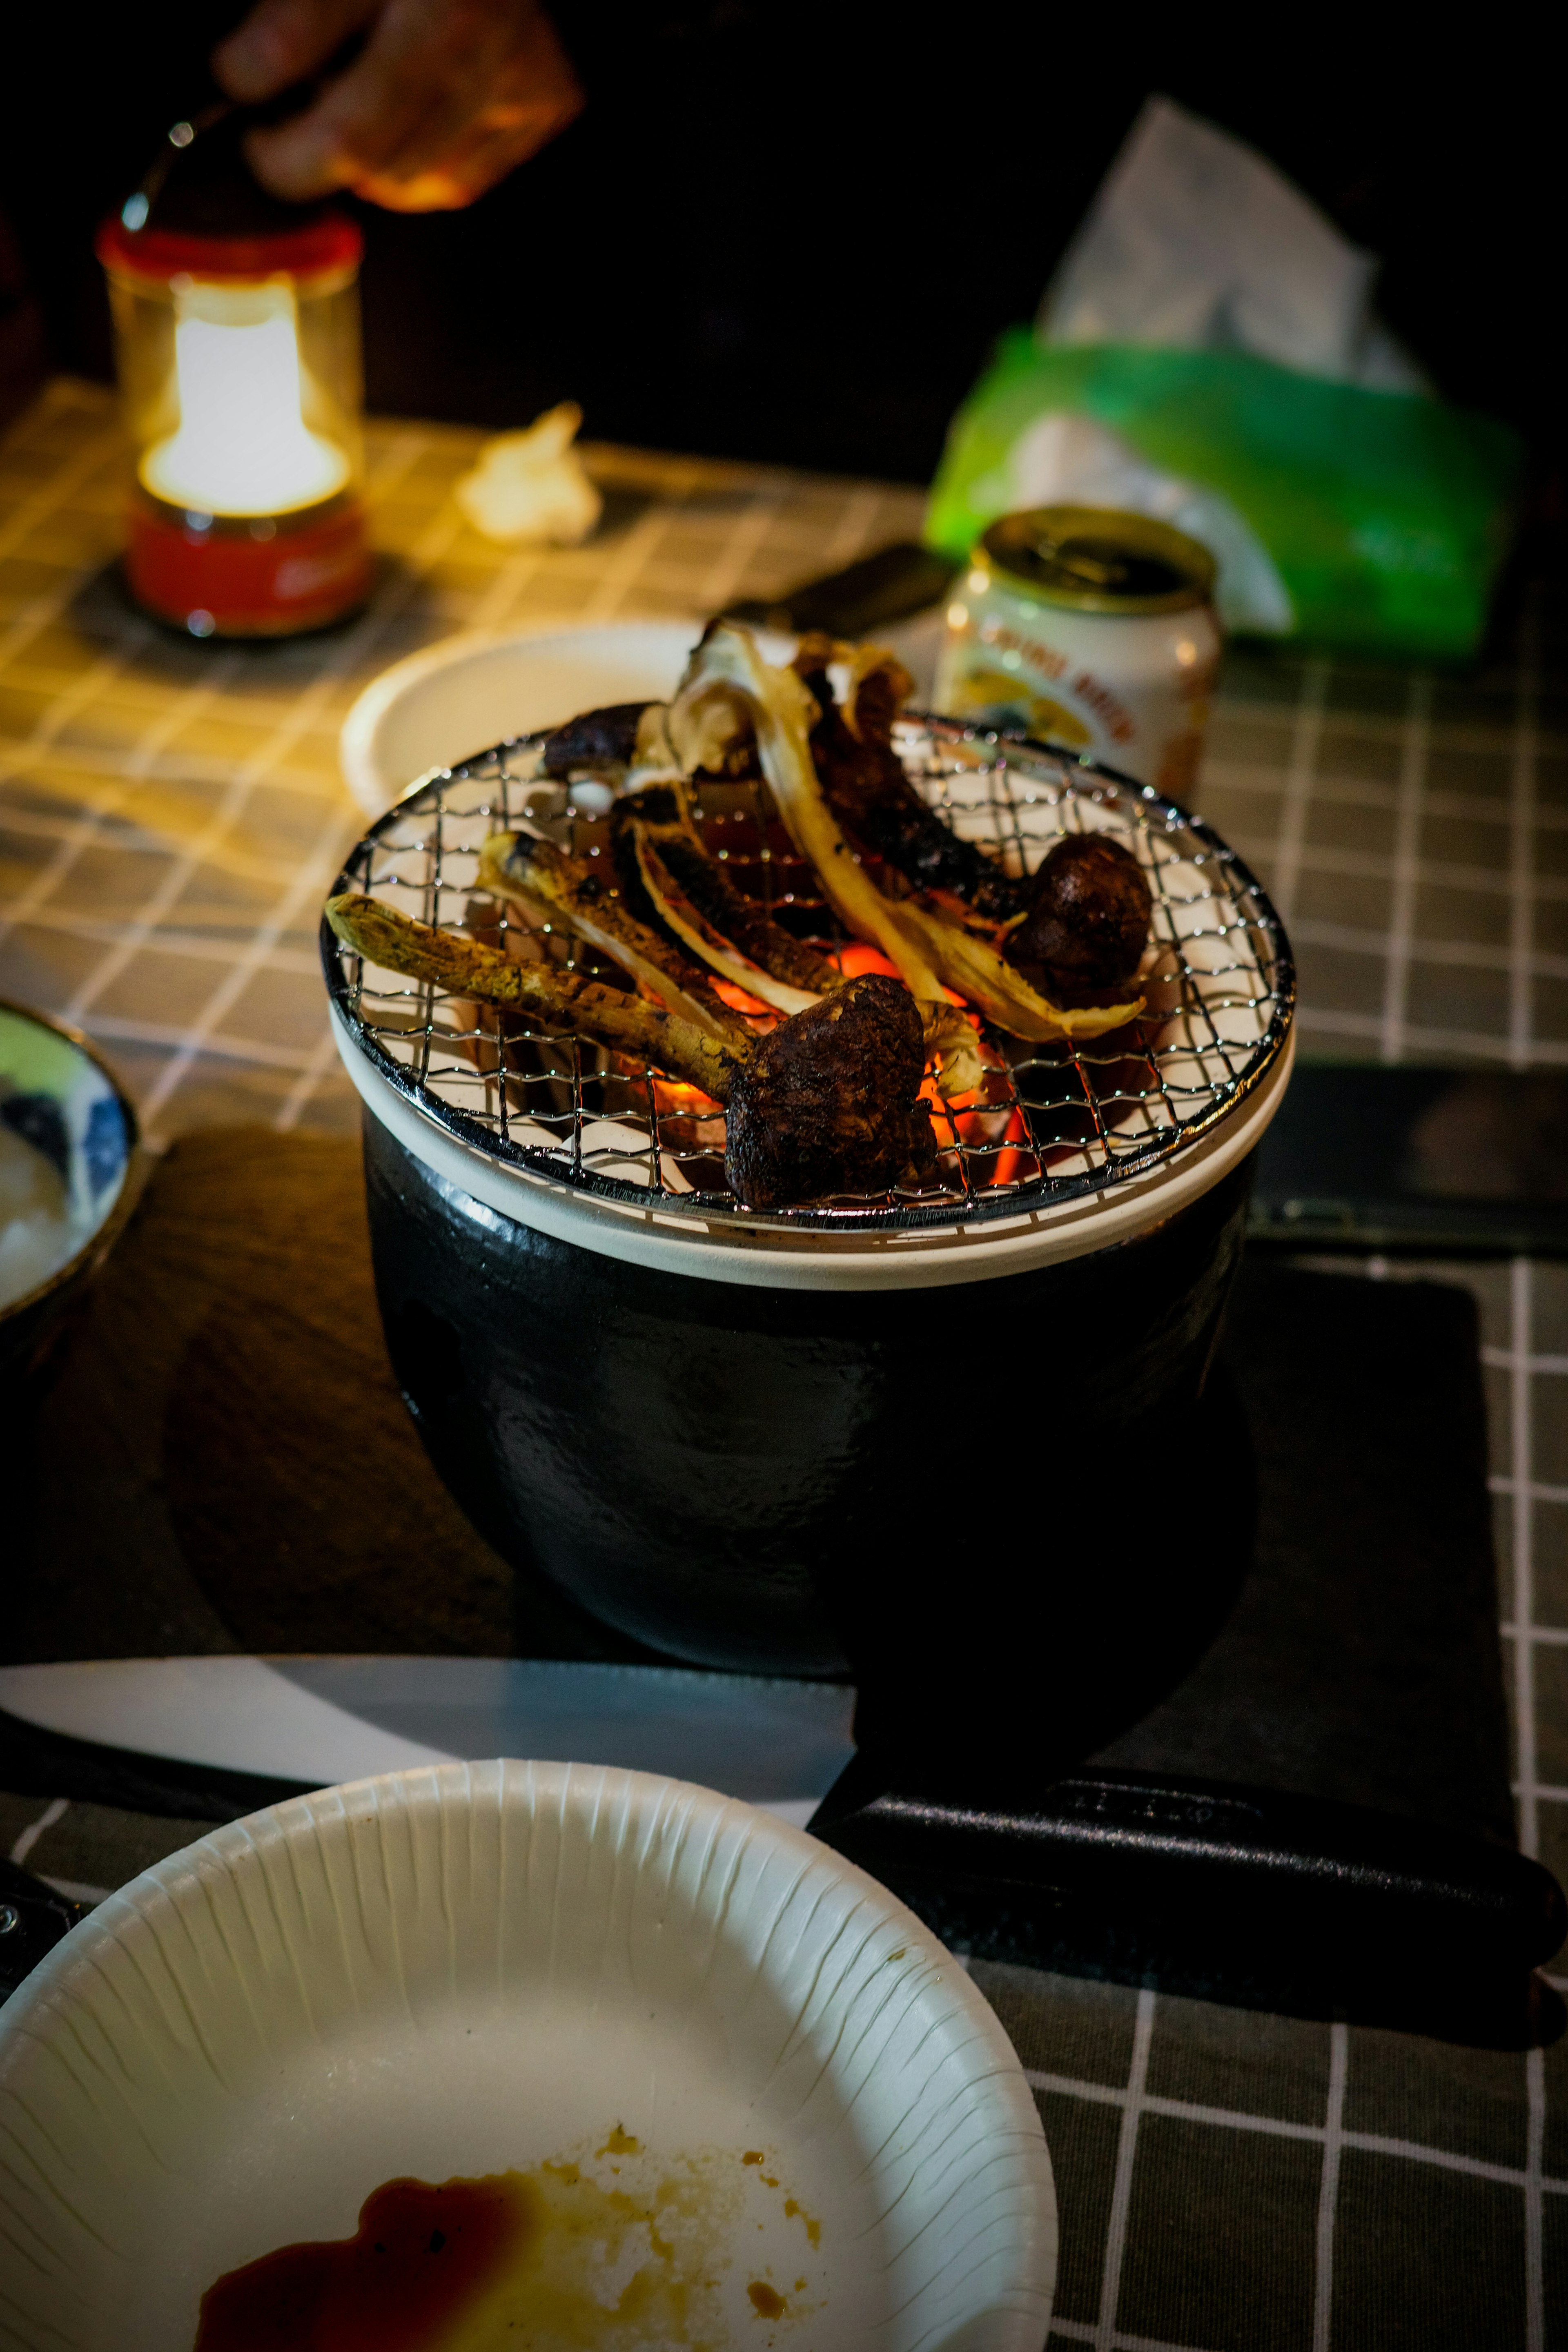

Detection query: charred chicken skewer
(326, 893), (936, 1209)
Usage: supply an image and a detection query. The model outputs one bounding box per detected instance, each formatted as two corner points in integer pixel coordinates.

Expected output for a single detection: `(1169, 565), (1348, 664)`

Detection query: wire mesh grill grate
(322, 718), (1294, 1234)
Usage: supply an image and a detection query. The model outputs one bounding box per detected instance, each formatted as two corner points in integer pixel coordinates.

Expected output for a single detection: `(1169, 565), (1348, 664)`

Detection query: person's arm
(212, 0), (584, 212)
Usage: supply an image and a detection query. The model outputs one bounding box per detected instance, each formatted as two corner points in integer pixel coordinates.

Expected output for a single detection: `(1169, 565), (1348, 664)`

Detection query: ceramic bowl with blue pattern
(0, 1001), (138, 1390)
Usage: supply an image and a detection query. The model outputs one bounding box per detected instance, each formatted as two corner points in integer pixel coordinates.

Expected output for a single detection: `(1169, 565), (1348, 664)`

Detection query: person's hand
(212, 0), (584, 212)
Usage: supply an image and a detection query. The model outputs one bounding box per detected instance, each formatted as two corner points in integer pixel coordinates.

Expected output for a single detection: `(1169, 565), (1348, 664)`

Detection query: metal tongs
(810, 1756), (1567, 2048)
(0, 1860), (90, 2004)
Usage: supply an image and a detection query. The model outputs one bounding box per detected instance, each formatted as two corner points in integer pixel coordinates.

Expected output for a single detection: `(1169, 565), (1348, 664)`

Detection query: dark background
(1, 5), (1561, 490)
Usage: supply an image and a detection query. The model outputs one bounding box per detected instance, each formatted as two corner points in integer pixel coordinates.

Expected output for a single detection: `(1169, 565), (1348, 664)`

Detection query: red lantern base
(125, 493), (374, 638)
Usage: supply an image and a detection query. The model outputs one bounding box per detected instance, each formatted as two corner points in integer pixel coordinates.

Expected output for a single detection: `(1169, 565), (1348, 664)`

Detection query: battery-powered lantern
(96, 114), (372, 638)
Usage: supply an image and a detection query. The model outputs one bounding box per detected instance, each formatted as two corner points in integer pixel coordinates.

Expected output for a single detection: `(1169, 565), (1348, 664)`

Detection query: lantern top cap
(97, 209), (363, 287)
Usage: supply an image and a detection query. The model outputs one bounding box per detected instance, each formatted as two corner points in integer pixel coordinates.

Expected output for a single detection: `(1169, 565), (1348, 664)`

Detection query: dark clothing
(2, 7), (1561, 483)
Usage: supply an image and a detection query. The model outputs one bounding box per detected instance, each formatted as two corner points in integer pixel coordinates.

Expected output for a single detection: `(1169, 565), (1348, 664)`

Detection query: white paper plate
(0, 1762), (1055, 2351)
(339, 621), (713, 818)
(337, 613), (956, 820)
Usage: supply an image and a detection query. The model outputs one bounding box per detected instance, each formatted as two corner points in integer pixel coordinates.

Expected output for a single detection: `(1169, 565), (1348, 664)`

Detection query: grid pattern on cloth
(0, 379), (928, 1143)
(3, 379), (1568, 2348)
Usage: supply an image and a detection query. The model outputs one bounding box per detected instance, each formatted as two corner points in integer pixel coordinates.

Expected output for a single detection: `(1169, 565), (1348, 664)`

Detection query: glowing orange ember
(709, 976), (774, 1018)
(651, 1077), (722, 1116)
(828, 942), (901, 981)
(990, 1107), (1032, 1188)
(920, 1036), (1031, 1186)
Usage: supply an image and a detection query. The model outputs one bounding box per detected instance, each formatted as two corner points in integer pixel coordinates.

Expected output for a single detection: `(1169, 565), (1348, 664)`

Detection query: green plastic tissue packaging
(925, 333), (1523, 660)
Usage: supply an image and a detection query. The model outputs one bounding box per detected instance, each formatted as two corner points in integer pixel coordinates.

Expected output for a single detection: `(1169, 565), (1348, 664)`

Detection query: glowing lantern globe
(97, 198), (371, 637)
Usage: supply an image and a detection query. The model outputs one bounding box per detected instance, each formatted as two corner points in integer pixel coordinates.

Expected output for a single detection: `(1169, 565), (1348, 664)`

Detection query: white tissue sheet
(1038, 96), (1428, 394)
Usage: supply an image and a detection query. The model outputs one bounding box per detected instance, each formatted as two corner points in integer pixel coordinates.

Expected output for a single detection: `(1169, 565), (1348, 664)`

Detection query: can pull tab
(1027, 530), (1130, 591)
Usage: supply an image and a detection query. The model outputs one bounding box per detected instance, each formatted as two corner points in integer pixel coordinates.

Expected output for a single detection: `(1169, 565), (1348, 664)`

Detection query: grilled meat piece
(1007, 834), (1153, 1004)
(539, 702), (653, 778)
(327, 897), (935, 1207)
(725, 974), (937, 1210)
(793, 635), (1025, 923)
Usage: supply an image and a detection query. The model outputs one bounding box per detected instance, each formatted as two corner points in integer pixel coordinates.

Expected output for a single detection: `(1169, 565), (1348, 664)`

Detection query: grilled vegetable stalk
(602, 779), (841, 1016)
(635, 834), (820, 1015)
(328, 893), (935, 1207)
(668, 624), (983, 1092)
(669, 625), (947, 993)
(673, 625), (1142, 1050)
(794, 634), (1026, 922)
(325, 894), (739, 1100)
(605, 782), (677, 928)
(476, 831), (753, 1049)
(892, 896), (1144, 1040)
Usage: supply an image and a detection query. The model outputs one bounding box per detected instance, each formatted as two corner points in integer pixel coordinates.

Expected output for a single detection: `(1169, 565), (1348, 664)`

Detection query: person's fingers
(239, 0), (578, 204)
(213, 0), (379, 104)
(243, 0), (581, 207)
(242, 74), (435, 200)
(242, 0), (445, 198)
(351, 96), (575, 209)
(356, 5), (579, 185)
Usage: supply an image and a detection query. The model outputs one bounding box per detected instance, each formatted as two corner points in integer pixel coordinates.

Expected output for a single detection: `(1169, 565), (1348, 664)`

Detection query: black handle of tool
(809, 1763), (1566, 1978)
(724, 543), (956, 639)
(0, 1859), (91, 2003)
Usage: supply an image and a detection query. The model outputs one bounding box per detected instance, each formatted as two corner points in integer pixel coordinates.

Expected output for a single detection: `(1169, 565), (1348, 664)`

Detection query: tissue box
(926, 333), (1521, 662)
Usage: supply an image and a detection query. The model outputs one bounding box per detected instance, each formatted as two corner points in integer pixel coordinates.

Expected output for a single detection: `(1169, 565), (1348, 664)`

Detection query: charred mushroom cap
(539, 702), (653, 779)
(1007, 833), (1153, 1002)
(724, 973), (937, 1210)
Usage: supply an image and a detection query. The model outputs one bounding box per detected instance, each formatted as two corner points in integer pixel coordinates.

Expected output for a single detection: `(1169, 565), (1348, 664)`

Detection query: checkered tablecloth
(2, 376), (1566, 2349)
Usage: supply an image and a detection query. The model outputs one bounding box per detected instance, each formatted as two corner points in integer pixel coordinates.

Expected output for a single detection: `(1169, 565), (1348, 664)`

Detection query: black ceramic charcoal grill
(323, 718), (1294, 1233)
(324, 718), (1302, 1713)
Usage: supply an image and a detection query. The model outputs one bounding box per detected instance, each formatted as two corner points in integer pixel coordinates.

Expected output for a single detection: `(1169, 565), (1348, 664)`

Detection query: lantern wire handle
(122, 100), (238, 232)
(117, 32), (367, 238)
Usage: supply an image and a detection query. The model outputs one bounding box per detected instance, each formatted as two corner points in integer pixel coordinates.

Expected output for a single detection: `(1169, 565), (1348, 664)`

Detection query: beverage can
(933, 507), (1222, 795)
